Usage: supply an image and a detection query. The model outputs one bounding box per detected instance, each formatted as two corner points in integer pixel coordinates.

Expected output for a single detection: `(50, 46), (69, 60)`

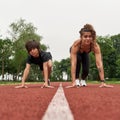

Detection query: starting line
(41, 83), (74, 120)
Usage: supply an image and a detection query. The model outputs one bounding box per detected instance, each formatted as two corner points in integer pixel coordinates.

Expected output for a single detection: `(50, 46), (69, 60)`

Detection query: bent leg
(81, 53), (89, 79)
(42, 60), (54, 88)
(76, 52), (81, 79)
(47, 59), (52, 78)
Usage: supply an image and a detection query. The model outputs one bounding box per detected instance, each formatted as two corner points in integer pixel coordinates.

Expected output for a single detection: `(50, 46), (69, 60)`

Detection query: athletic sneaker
(75, 79), (80, 87)
(80, 80), (87, 86)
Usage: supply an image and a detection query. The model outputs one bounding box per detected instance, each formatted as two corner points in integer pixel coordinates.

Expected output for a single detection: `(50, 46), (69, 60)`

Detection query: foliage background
(0, 18), (120, 82)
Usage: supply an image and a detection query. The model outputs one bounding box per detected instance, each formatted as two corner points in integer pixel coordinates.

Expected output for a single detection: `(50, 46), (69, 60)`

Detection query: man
(15, 40), (54, 88)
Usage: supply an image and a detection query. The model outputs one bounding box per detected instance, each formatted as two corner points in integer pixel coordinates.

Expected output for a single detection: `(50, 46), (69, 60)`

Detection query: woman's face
(81, 32), (93, 45)
(29, 48), (39, 57)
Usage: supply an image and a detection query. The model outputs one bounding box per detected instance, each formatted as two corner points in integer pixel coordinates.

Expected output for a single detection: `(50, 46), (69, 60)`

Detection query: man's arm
(15, 63), (31, 88)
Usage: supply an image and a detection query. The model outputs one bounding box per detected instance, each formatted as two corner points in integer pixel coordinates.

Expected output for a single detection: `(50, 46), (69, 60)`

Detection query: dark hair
(25, 40), (40, 53)
(79, 24), (96, 41)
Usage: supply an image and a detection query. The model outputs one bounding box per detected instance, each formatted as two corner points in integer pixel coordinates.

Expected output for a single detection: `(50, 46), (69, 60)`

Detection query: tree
(0, 39), (13, 80)
(60, 58), (71, 80)
(8, 18), (47, 81)
(116, 55), (120, 77)
(111, 34), (120, 78)
(111, 34), (120, 54)
(97, 35), (116, 78)
(52, 61), (63, 81)
(52, 58), (71, 81)
(89, 35), (116, 80)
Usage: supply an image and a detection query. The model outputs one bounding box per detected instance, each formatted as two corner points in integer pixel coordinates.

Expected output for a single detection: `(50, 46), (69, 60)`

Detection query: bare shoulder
(71, 39), (81, 53)
(95, 43), (100, 49)
(72, 39), (81, 47)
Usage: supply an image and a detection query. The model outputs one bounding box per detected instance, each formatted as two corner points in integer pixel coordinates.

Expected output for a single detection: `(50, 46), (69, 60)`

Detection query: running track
(0, 82), (120, 120)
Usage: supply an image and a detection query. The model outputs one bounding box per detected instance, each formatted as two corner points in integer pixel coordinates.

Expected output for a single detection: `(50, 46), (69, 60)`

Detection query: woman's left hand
(99, 82), (113, 88)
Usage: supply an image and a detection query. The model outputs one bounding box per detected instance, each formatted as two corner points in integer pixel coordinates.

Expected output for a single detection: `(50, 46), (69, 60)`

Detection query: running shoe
(80, 80), (87, 86)
(75, 79), (80, 87)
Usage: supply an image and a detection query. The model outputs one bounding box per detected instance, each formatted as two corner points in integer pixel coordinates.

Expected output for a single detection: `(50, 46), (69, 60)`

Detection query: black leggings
(76, 52), (89, 80)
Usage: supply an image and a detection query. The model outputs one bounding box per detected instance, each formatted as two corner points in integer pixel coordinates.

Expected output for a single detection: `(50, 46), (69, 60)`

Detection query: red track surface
(0, 82), (120, 120)
(63, 83), (120, 120)
(0, 83), (58, 120)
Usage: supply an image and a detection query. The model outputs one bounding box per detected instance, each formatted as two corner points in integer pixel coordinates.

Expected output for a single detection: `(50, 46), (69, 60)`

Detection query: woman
(69, 24), (113, 88)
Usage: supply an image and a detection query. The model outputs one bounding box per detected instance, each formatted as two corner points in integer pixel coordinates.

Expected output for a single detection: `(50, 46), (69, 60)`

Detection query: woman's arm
(94, 43), (104, 80)
(70, 48), (77, 86)
(94, 43), (113, 87)
(70, 40), (80, 86)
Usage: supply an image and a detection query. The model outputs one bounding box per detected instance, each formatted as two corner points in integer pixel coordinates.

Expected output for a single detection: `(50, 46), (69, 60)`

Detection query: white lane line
(41, 83), (74, 120)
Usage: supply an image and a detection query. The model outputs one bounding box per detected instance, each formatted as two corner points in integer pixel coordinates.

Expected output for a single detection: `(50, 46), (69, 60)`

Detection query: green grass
(0, 81), (43, 85)
(87, 80), (120, 84)
(0, 80), (120, 85)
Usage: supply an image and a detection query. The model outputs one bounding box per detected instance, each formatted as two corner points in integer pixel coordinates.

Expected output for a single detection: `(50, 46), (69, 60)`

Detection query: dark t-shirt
(26, 51), (52, 70)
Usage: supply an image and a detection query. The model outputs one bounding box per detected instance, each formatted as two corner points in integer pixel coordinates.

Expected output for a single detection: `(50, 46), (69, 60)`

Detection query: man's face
(29, 48), (39, 57)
